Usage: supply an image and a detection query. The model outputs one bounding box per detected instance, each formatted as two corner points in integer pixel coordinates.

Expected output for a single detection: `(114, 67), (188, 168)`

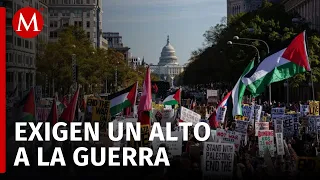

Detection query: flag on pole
(232, 60), (255, 117)
(242, 31), (310, 97)
(163, 88), (181, 106)
(60, 88), (79, 123)
(138, 67), (152, 125)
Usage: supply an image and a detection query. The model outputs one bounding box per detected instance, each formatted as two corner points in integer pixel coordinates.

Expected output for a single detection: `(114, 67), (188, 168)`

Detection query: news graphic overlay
(12, 7), (44, 38)
(0, 7), (6, 174)
(13, 122), (210, 168)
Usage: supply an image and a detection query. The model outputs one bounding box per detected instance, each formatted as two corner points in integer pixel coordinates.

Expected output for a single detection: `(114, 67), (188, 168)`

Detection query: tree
(183, 3), (320, 89)
(37, 26), (152, 95)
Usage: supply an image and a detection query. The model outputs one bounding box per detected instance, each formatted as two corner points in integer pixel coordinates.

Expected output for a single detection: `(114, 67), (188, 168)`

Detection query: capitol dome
(158, 35), (178, 66)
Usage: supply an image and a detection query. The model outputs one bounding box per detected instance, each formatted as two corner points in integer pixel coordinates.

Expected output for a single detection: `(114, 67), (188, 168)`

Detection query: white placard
(202, 142), (234, 178)
(152, 131), (183, 157)
(215, 129), (242, 151)
(255, 122), (269, 136)
(216, 106), (227, 123)
(258, 130), (275, 157)
(274, 117), (283, 133)
(180, 106), (201, 126)
(253, 105), (262, 122)
(235, 120), (249, 134)
(207, 89), (218, 98)
(275, 133), (285, 155)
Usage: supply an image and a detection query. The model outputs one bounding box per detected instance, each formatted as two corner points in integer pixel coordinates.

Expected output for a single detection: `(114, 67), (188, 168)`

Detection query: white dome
(158, 35), (178, 66)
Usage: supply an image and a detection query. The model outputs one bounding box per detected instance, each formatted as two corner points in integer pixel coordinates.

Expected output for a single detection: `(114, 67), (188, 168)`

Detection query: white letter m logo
(16, 12), (40, 32)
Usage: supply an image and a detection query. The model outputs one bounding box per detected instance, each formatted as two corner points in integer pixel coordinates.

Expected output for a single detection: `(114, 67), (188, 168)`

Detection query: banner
(202, 142), (234, 178)
(180, 106), (201, 126)
(258, 130), (275, 157)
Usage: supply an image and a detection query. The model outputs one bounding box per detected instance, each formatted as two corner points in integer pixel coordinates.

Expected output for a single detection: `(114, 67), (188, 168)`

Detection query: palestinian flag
(107, 82), (138, 116)
(163, 88), (181, 106)
(17, 87), (36, 122)
(242, 31), (311, 97)
(231, 60), (255, 116)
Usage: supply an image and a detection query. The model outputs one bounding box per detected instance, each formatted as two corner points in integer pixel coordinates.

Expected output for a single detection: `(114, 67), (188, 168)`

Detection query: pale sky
(102, 0), (226, 65)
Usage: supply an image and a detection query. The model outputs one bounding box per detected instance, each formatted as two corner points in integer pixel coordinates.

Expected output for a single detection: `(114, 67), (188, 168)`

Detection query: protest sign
(252, 105), (262, 122)
(152, 131), (183, 157)
(309, 101), (319, 116)
(275, 133), (285, 155)
(202, 142), (234, 178)
(180, 106), (201, 126)
(216, 106), (227, 123)
(215, 129), (241, 151)
(283, 115), (294, 137)
(258, 130), (275, 157)
(300, 104), (309, 116)
(130, 124), (150, 149)
(88, 98), (111, 132)
(235, 120), (249, 134)
(234, 115), (247, 121)
(242, 105), (253, 121)
(307, 116), (319, 134)
(160, 109), (175, 126)
(255, 122), (269, 136)
(271, 107), (285, 118)
(274, 117), (283, 133)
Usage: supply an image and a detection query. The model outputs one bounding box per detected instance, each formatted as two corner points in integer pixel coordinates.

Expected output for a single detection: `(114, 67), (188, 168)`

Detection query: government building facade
(150, 36), (185, 87)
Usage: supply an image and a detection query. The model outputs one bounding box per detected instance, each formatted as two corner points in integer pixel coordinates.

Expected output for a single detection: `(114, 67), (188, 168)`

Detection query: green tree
(183, 3), (320, 89)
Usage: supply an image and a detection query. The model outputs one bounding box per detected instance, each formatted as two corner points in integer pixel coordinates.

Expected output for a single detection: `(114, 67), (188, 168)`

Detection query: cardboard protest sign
(255, 122), (269, 136)
(274, 117), (283, 133)
(215, 129), (242, 151)
(309, 101), (319, 116)
(275, 133), (285, 155)
(258, 130), (275, 157)
(202, 142), (234, 178)
(271, 107), (285, 118)
(283, 115), (294, 137)
(300, 104), (309, 116)
(130, 124), (150, 149)
(216, 106), (227, 123)
(152, 131), (183, 157)
(88, 98), (111, 132)
(235, 120), (249, 134)
(180, 106), (201, 126)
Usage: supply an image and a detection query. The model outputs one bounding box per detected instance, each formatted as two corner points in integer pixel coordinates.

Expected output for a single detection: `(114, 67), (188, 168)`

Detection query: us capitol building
(150, 35), (185, 87)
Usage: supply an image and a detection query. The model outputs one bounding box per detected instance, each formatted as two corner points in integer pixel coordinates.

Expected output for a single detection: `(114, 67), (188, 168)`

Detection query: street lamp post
(227, 41), (260, 63)
(227, 41), (260, 133)
(233, 35), (272, 104)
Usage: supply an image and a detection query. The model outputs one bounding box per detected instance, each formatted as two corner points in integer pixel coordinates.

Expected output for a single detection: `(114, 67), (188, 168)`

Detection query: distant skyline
(103, 0), (226, 65)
